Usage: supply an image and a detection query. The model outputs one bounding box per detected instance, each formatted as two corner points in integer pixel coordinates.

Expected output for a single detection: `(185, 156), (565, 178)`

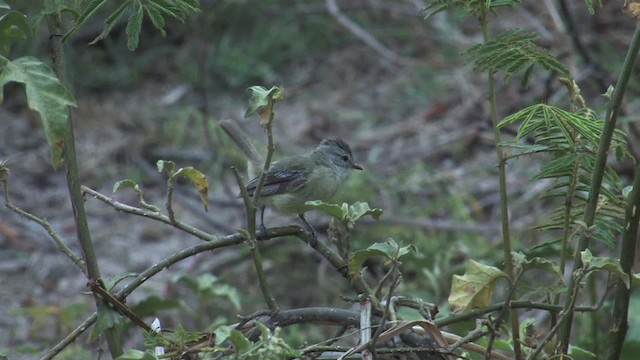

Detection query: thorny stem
(559, 21), (640, 353)
(607, 134), (640, 359)
(45, 3), (122, 356)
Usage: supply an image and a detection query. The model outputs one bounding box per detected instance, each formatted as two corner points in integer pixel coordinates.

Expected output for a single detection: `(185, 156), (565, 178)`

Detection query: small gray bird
(245, 138), (363, 245)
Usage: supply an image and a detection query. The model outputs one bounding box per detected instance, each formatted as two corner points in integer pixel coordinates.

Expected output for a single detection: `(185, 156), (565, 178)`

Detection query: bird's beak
(352, 163), (364, 170)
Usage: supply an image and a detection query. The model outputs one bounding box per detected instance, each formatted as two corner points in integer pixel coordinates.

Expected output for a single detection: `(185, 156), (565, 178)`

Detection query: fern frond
(499, 104), (608, 149)
(464, 29), (570, 86)
(532, 153), (580, 180)
(423, 0), (520, 18)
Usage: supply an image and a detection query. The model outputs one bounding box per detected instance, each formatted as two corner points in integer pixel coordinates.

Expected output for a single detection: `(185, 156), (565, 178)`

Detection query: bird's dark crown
(319, 137), (353, 156)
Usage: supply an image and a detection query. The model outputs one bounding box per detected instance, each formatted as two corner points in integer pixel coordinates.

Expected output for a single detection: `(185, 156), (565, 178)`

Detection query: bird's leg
(298, 214), (317, 246)
(259, 205), (267, 239)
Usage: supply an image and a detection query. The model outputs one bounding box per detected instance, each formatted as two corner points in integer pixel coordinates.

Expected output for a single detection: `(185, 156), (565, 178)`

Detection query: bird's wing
(245, 157), (311, 197)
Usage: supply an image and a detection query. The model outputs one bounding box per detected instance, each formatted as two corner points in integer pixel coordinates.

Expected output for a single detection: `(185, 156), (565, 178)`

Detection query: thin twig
(528, 268), (586, 360)
(165, 176), (176, 223)
(370, 267), (402, 355)
(89, 279), (152, 332)
(3, 180), (85, 273)
(486, 271), (523, 358)
(82, 186), (217, 242)
(303, 235), (383, 313)
(434, 300), (599, 328)
(449, 319), (487, 352)
(41, 313), (98, 360)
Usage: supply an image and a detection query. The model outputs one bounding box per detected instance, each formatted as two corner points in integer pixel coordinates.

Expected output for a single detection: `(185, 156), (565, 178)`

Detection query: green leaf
(0, 1), (9, 10)
(179, 0), (200, 12)
(306, 200), (383, 228)
(568, 345), (598, 359)
(63, 0), (108, 43)
(156, 159), (175, 175)
(581, 249), (630, 289)
(0, 10), (31, 55)
(532, 153), (580, 180)
(305, 200), (348, 220)
(175, 274), (241, 309)
(244, 85), (284, 126)
(349, 238), (416, 273)
(113, 179), (139, 193)
(214, 325), (251, 351)
(90, 0), (133, 45)
(464, 29), (570, 85)
(145, 4), (166, 36)
(115, 349), (158, 360)
(422, 0), (520, 18)
(500, 142), (549, 155)
(173, 167), (209, 211)
(499, 104), (603, 147)
(146, 0), (182, 20)
(85, 0), (198, 46)
(176, 273), (217, 292)
(349, 201), (383, 221)
(89, 302), (125, 341)
(0, 56), (76, 169)
(448, 259), (508, 312)
(513, 252), (563, 280)
(131, 295), (184, 317)
(126, 4), (144, 50)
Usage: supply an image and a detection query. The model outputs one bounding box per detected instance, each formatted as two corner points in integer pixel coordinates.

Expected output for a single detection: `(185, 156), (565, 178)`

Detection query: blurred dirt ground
(1, 1), (639, 358)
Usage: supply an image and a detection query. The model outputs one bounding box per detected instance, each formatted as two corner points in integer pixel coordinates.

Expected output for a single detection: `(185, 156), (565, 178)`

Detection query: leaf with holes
(448, 260), (508, 312)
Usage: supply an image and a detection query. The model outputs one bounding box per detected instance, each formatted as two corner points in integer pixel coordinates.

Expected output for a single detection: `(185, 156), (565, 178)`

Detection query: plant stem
(607, 142), (640, 359)
(4, 183), (85, 272)
(559, 21), (640, 353)
(233, 168), (278, 312)
(528, 269), (585, 360)
(242, 103), (279, 313)
(479, 12), (521, 359)
(44, 3), (122, 356)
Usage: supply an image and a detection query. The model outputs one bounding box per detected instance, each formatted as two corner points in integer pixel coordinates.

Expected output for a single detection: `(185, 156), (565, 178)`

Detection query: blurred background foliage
(2, 0), (640, 358)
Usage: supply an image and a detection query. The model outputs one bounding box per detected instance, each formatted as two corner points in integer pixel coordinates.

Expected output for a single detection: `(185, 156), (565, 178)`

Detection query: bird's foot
(299, 214), (318, 247)
(258, 223), (268, 239)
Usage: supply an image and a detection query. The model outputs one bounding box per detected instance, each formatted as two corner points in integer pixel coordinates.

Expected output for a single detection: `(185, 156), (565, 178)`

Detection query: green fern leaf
(464, 29), (570, 86)
(89, 0), (133, 45)
(145, 4), (166, 36)
(423, 0), (520, 18)
(150, 0), (186, 21)
(532, 153), (580, 180)
(63, 0), (108, 43)
(125, 5), (143, 51)
(500, 104), (606, 148)
(176, 0), (200, 12)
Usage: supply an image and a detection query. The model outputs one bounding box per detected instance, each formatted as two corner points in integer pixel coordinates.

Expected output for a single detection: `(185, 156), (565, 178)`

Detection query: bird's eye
(341, 155), (349, 162)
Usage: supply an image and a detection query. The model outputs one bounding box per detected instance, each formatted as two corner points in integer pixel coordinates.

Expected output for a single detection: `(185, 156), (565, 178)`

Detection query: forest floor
(1, 1), (638, 359)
